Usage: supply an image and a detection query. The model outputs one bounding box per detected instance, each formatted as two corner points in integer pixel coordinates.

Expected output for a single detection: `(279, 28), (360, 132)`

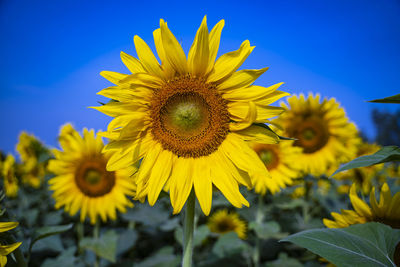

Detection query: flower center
(75, 158), (115, 197)
(253, 144), (280, 170)
(216, 219), (235, 233)
(150, 76), (230, 158)
(289, 117), (330, 153)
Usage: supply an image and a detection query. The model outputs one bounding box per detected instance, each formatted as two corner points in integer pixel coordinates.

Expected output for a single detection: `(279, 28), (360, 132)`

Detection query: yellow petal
(160, 19), (188, 75)
(206, 19), (225, 75)
(193, 157), (212, 216)
(0, 222), (18, 233)
(207, 40), (253, 83)
(0, 242), (22, 255)
(97, 86), (152, 102)
(169, 158), (194, 214)
(217, 68), (269, 91)
(133, 35), (164, 79)
(147, 150), (173, 206)
(232, 124), (279, 144)
(120, 51), (146, 73)
(210, 152), (249, 208)
(90, 102), (146, 117)
(223, 83), (284, 102)
(188, 16), (209, 76)
(349, 184), (372, 218)
(100, 71), (129, 85)
(228, 101), (257, 131)
(153, 28), (175, 79)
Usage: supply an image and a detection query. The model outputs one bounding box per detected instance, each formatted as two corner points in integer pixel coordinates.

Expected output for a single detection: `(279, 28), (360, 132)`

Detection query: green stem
(93, 220), (100, 267)
(253, 194), (263, 267)
(182, 190), (195, 267)
(76, 222), (84, 254)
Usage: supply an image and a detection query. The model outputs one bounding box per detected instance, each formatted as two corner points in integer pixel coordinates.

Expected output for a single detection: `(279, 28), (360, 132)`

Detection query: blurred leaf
(80, 230), (118, 263)
(265, 253), (303, 267)
(32, 235), (64, 253)
(29, 224), (73, 253)
(43, 210), (63, 225)
(122, 203), (169, 226)
(332, 146), (400, 176)
(174, 225), (210, 247)
(193, 225), (210, 247)
(160, 217), (180, 232)
(275, 199), (306, 210)
(117, 229), (138, 256)
(250, 221), (287, 239)
(41, 247), (82, 267)
(369, 94), (400, 104)
(135, 246), (180, 267)
(212, 232), (249, 258)
(281, 222), (400, 267)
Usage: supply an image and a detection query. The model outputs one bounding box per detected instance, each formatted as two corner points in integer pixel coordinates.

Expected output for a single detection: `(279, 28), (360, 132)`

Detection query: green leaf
(29, 224), (73, 254)
(212, 232), (249, 258)
(369, 94), (400, 104)
(174, 225), (210, 247)
(265, 253), (303, 267)
(117, 229), (138, 256)
(80, 230), (118, 263)
(332, 146), (400, 176)
(135, 246), (181, 267)
(122, 203), (169, 226)
(249, 221), (287, 239)
(281, 222), (400, 267)
(42, 247), (81, 267)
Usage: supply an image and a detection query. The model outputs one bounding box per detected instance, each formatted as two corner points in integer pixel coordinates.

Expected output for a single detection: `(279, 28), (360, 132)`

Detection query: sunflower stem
(76, 222), (84, 254)
(253, 194), (264, 267)
(182, 190), (195, 267)
(93, 220), (100, 267)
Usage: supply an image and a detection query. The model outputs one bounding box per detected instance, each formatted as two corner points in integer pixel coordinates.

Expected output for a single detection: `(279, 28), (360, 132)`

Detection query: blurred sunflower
(1, 155), (18, 198)
(16, 132), (48, 188)
(334, 142), (383, 195)
(276, 93), (359, 176)
(323, 183), (400, 229)
(250, 139), (302, 195)
(48, 125), (136, 224)
(93, 16), (289, 215)
(207, 209), (246, 239)
(0, 222), (22, 267)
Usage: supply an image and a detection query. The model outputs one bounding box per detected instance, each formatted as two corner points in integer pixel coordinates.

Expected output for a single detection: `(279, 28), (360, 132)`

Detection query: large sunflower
(250, 138), (302, 195)
(323, 183), (400, 229)
(207, 209), (247, 239)
(0, 222), (22, 267)
(275, 93), (359, 176)
(1, 155), (18, 198)
(48, 124), (136, 224)
(93, 17), (289, 215)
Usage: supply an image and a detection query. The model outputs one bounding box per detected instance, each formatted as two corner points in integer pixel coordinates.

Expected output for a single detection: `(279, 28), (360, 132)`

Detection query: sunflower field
(1, 16), (400, 267)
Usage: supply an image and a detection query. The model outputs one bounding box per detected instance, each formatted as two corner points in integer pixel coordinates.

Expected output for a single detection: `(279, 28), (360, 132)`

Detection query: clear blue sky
(1, 0), (399, 153)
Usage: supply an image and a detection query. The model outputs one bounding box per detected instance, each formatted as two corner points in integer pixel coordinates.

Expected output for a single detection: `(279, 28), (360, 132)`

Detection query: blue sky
(1, 0), (400, 153)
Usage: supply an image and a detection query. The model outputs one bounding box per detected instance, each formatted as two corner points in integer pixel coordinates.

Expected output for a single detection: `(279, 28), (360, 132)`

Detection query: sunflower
(16, 132), (48, 188)
(323, 183), (400, 229)
(250, 138), (302, 195)
(93, 16), (289, 215)
(1, 155), (18, 198)
(0, 222), (22, 267)
(334, 142), (383, 195)
(275, 93), (359, 176)
(207, 209), (246, 239)
(48, 125), (136, 224)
